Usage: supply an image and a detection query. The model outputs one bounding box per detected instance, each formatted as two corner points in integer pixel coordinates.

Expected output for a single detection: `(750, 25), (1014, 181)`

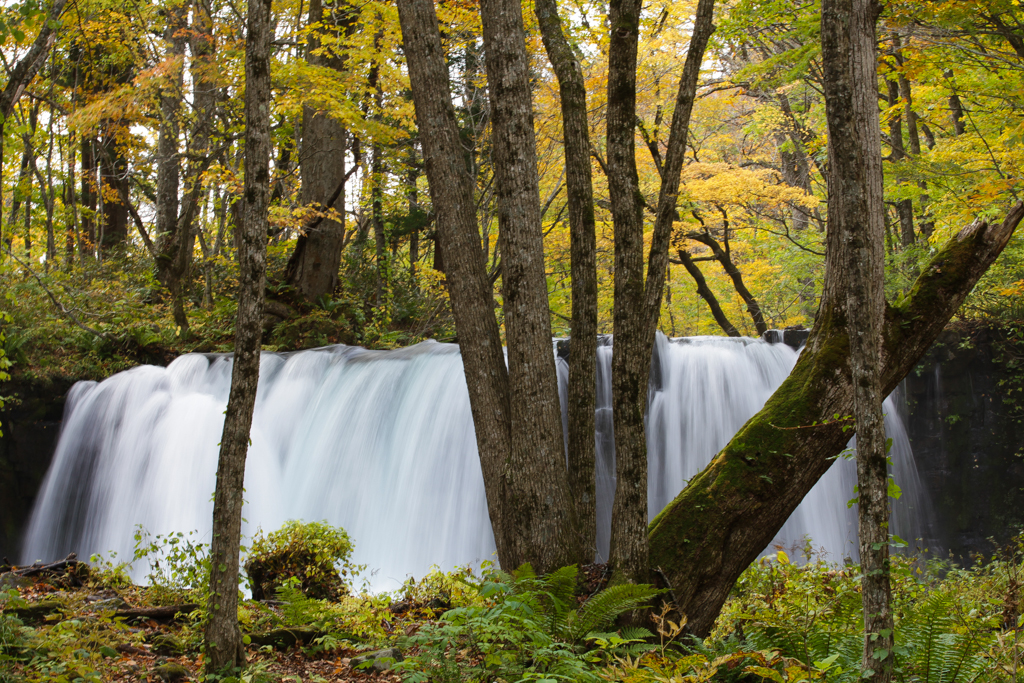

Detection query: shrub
(244, 520), (357, 601)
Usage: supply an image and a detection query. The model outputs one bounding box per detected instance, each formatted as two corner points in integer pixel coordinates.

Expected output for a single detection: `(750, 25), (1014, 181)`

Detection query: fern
(896, 591), (994, 683)
(563, 582), (662, 643)
(275, 581), (320, 626)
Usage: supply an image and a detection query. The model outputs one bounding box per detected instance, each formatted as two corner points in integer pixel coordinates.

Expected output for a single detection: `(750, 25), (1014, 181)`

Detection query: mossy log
(246, 627), (321, 649)
(648, 203), (1024, 637)
(4, 599), (64, 623)
(112, 604), (199, 622)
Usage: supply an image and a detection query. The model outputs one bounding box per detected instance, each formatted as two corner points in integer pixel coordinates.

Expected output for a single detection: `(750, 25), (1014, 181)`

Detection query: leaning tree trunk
(534, 0), (599, 565)
(648, 200), (1024, 638)
(479, 0), (572, 572)
(821, 0), (893, 678)
(203, 0), (272, 671)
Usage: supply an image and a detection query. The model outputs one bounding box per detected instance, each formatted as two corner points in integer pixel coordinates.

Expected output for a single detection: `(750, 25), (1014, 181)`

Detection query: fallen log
(246, 627), (321, 649)
(12, 553), (78, 577)
(113, 604), (199, 622)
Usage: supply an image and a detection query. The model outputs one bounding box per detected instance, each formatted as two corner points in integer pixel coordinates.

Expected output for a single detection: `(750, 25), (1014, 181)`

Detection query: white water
(23, 334), (929, 588)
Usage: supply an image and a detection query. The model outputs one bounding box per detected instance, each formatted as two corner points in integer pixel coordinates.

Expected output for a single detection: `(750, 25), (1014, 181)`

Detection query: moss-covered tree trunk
(648, 201), (1024, 638)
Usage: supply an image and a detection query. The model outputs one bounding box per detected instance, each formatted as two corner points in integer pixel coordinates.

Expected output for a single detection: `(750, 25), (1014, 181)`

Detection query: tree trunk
(607, 0), (716, 583)
(285, 0), (355, 303)
(885, 66), (915, 248)
(534, 0), (598, 564)
(822, 1), (892, 679)
(480, 0), (573, 571)
(99, 126), (130, 252)
(203, 0), (272, 671)
(396, 0), (514, 566)
(648, 200), (1024, 638)
(605, 0), (649, 582)
(81, 137), (97, 249)
(154, 3), (188, 329)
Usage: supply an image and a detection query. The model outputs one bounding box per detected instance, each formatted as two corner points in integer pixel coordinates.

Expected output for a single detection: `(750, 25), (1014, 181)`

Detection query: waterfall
(23, 334), (931, 588)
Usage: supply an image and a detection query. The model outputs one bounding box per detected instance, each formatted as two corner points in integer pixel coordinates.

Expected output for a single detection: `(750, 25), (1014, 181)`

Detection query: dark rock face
(0, 377), (74, 562)
(902, 326), (1024, 561)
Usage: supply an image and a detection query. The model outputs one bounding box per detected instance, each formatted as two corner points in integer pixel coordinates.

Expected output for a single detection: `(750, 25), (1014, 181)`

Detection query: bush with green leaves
(713, 548), (1016, 683)
(244, 520), (358, 601)
(396, 564), (662, 683)
(131, 527), (211, 603)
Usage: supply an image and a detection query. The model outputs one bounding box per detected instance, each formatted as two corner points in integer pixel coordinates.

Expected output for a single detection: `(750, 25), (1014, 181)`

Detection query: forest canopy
(0, 0), (1022, 379)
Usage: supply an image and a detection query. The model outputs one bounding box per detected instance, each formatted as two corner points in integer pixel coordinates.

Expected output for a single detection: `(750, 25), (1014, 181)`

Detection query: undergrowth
(3, 531), (1024, 682)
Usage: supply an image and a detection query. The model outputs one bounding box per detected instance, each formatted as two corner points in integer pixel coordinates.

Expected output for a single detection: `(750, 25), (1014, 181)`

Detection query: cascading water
(23, 334), (931, 588)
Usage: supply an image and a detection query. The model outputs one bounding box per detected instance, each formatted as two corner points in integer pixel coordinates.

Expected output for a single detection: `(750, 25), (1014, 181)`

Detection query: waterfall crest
(24, 334), (930, 588)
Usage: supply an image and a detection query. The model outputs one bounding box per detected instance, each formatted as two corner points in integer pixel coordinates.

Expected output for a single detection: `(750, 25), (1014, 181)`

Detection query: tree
(203, 0), (272, 671)
(285, 0), (357, 303)
(820, 0), (893, 678)
(534, 0), (599, 564)
(0, 0), (68, 254)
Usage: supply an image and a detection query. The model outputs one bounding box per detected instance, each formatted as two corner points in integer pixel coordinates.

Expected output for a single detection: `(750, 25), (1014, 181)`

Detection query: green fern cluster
(396, 564), (662, 683)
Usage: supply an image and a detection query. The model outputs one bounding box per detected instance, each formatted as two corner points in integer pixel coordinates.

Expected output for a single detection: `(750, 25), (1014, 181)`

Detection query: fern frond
(276, 582), (319, 626)
(563, 583), (662, 643)
(620, 626), (654, 641)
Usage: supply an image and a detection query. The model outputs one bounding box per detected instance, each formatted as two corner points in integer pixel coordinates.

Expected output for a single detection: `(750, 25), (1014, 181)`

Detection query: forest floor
(0, 558), (613, 683)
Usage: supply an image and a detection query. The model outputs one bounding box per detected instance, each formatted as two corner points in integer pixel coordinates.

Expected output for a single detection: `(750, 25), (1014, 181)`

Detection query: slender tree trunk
(607, 0), (716, 583)
(606, 0), (650, 582)
(80, 137), (97, 250)
(534, 0), (598, 564)
(946, 71), (967, 136)
(687, 208), (767, 335)
(155, 2), (188, 329)
(407, 161), (420, 291)
(894, 46), (933, 239)
(480, 0), (573, 571)
(396, 0), (514, 566)
(823, 2), (893, 679)
(885, 65), (915, 248)
(0, 0), (67, 259)
(203, 0), (272, 670)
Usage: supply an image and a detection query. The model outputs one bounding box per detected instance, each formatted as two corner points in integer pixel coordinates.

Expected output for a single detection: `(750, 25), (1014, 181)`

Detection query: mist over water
(24, 334), (930, 588)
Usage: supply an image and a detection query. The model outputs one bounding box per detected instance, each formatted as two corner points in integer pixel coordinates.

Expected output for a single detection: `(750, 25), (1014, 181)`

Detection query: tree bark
(822, 1), (892, 678)
(480, 0), (572, 571)
(607, 0), (716, 583)
(534, 0), (598, 564)
(396, 0), (514, 566)
(203, 0), (272, 671)
(285, 0), (355, 303)
(648, 200), (1024, 638)
(605, 0), (649, 582)
(154, 2), (188, 329)
(885, 64), (915, 249)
